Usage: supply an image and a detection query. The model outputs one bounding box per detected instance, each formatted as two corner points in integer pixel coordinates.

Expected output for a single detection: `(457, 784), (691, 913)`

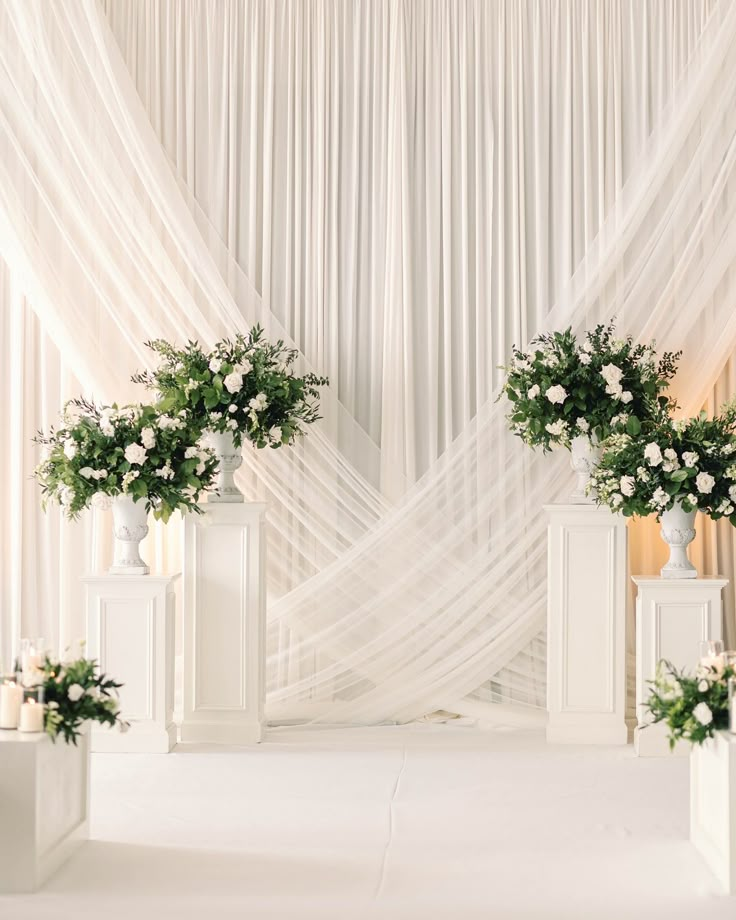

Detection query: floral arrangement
(132, 325), (329, 450)
(34, 400), (217, 522)
(645, 658), (732, 749)
(40, 652), (128, 745)
(589, 403), (736, 520)
(500, 321), (679, 451)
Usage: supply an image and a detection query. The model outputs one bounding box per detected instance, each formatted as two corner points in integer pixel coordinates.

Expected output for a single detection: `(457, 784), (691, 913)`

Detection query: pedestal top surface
(0, 730), (48, 745)
(81, 572), (182, 584)
(632, 575), (729, 588)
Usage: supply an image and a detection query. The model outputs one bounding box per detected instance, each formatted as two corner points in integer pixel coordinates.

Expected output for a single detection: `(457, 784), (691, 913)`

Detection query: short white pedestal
(0, 730), (89, 892)
(84, 574), (179, 753)
(545, 504), (628, 745)
(691, 731), (736, 893)
(634, 576), (726, 757)
(181, 503), (267, 744)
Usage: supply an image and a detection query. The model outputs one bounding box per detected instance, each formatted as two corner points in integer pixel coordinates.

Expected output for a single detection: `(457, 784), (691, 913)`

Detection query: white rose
(185, 446), (199, 459)
(620, 476), (636, 497)
(696, 472), (715, 494)
(249, 393), (269, 412)
(575, 418), (590, 432)
(545, 420), (568, 438)
(63, 438), (77, 460)
(227, 419), (238, 430)
(693, 702), (713, 727)
(209, 357), (223, 374)
(228, 404), (238, 413)
(620, 391), (633, 404)
(686, 493), (698, 506)
(697, 655), (725, 681)
(610, 493), (623, 508)
(79, 467), (94, 479)
(224, 372), (244, 394)
(141, 427), (156, 450)
(644, 443), (663, 467)
(124, 443), (147, 466)
(234, 359), (252, 375)
(545, 385), (567, 405)
(600, 363), (623, 385)
(698, 679), (710, 693)
(682, 451), (699, 468)
(67, 683), (85, 702)
(527, 384), (540, 399)
(91, 492), (112, 511)
(650, 487), (668, 508)
(269, 426), (283, 443)
(579, 353), (591, 365)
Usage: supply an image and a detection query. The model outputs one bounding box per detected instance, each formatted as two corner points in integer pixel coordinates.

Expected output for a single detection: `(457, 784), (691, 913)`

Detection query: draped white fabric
(2, 0), (736, 721)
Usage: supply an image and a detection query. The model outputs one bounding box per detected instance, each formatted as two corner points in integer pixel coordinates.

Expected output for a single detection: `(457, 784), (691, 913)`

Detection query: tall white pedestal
(634, 576), (726, 757)
(84, 574), (179, 753)
(0, 730), (89, 892)
(181, 503), (267, 744)
(691, 732), (736, 893)
(545, 504), (628, 745)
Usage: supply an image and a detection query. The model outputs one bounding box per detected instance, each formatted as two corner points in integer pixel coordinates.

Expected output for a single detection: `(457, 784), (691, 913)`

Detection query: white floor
(2, 724), (735, 919)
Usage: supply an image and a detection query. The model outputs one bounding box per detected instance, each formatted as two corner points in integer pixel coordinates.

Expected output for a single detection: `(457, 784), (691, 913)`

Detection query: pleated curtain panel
(2, 0), (736, 723)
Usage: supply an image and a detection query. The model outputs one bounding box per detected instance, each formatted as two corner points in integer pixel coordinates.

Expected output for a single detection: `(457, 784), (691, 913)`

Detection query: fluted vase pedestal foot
(633, 576), (727, 757)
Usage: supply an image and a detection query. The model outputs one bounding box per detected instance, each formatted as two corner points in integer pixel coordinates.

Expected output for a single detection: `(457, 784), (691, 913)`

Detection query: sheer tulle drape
(2, 0), (736, 721)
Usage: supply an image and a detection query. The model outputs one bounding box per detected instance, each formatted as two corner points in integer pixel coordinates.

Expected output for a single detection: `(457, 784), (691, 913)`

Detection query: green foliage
(590, 401), (736, 521)
(40, 651), (129, 745)
(132, 324), (329, 450)
(498, 321), (680, 451)
(33, 400), (217, 521)
(645, 659), (731, 749)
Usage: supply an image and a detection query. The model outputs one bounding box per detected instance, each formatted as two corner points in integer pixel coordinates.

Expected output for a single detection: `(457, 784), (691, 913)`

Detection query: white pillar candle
(18, 699), (45, 733)
(0, 682), (22, 729)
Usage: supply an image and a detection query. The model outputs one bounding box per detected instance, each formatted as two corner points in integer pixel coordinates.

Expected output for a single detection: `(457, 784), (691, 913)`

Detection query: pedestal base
(634, 576), (726, 757)
(84, 574), (179, 753)
(691, 732), (736, 893)
(0, 731), (89, 892)
(182, 504), (266, 745)
(545, 505), (628, 745)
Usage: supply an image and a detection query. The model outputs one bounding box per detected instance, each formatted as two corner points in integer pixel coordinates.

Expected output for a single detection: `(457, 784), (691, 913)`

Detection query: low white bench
(0, 730), (89, 892)
(691, 731), (736, 893)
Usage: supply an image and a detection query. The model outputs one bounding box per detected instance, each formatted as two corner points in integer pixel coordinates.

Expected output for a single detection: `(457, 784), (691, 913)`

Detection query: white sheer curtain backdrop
(103, 0), (716, 492)
(3, 0), (736, 721)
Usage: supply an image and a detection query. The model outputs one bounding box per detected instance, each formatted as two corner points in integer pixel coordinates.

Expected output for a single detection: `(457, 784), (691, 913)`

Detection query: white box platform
(634, 576), (726, 757)
(0, 730), (89, 892)
(545, 504), (628, 745)
(691, 731), (736, 893)
(181, 503), (267, 744)
(84, 573), (179, 753)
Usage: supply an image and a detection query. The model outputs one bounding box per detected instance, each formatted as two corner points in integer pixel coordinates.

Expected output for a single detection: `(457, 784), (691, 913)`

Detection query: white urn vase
(110, 494), (150, 575)
(207, 429), (244, 503)
(660, 499), (697, 579)
(569, 434), (601, 503)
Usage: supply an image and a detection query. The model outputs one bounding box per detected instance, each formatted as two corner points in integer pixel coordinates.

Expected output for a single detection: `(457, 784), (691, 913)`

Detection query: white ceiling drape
(2, 0), (736, 722)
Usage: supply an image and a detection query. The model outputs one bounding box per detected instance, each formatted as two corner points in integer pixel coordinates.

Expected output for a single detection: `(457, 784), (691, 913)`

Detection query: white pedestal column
(0, 731), (89, 892)
(691, 731), (736, 893)
(181, 503), (267, 744)
(634, 576), (726, 757)
(545, 504), (628, 745)
(84, 574), (179, 753)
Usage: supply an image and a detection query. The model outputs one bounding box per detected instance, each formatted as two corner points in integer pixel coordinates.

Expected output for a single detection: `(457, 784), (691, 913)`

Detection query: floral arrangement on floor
(34, 400), (217, 522)
(499, 321), (680, 451)
(132, 325), (329, 450)
(588, 402), (736, 520)
(40, 651), (128, 745)
(645, 658), (732, 749)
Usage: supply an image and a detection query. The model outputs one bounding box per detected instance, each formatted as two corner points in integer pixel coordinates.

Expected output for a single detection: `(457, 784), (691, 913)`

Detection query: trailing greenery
(34, 400), (217, 522)
(499, 321), (680, 451)
(645, 659), (732, 749)
(589, 402), (736, 521)
(40, 651), (129, 745)
(132, 325), (329, 450)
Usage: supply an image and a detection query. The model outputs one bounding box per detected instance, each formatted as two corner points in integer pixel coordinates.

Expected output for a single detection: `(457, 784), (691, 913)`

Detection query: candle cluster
(0, 640), (47, 734)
